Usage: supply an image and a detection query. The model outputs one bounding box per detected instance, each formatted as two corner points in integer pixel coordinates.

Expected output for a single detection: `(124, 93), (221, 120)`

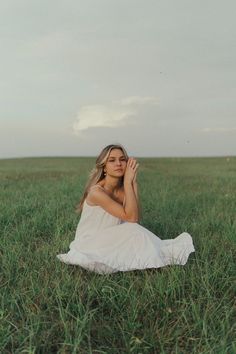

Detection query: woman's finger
(128, 157), (138, 170)
(130, 158), (136, 168)
(129, 158), (133, 168)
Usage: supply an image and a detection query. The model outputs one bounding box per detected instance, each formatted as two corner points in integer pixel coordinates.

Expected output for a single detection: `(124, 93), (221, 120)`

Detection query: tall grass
(0, 156), (235, 353)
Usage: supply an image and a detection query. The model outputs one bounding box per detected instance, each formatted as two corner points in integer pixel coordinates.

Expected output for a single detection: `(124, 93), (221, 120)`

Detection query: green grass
(0, 156), (235, 353)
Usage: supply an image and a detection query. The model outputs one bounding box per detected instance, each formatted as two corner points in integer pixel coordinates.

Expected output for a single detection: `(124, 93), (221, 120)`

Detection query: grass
(0, 156), (235, 353)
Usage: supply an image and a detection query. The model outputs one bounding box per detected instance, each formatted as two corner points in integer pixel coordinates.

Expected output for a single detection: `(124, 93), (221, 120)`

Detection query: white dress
(56, 195), (195, 274)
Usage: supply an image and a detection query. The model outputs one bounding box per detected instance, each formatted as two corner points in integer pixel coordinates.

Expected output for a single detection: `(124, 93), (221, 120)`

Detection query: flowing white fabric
(57, 199), (195, 274)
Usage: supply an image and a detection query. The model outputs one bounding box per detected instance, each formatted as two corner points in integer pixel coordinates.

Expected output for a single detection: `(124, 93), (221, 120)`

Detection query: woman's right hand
(124, 158), (139, 184)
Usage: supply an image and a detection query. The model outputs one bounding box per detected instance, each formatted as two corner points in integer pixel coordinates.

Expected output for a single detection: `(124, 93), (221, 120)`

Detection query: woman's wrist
(124, 179), (133, 185)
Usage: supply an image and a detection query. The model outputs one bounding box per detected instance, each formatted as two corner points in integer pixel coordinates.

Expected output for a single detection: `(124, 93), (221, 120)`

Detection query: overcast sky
(0, 0), (235, 158)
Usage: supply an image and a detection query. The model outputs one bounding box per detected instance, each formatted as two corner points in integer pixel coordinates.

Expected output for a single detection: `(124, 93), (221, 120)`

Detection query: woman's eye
(108, 158), (126, 162)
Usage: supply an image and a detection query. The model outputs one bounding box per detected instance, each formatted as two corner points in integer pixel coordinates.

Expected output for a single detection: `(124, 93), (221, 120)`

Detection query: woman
(57, 144), (195, 274)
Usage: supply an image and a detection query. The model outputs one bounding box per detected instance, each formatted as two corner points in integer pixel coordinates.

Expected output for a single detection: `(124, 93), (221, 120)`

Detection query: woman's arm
(123, 160), (141, 223)
(123, 180), (139, 223)
(122, 157), (139, 222)
(132, 181), (142, 223)
(88, 185), (138, 222)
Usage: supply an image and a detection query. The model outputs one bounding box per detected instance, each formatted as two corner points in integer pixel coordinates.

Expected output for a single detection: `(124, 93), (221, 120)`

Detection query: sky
(0, 0), (235, 158)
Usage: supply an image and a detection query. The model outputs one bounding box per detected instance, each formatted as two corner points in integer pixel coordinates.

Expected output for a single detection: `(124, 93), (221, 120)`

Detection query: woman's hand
(130, 158), (139, 184)
(124, 157), (139, 184)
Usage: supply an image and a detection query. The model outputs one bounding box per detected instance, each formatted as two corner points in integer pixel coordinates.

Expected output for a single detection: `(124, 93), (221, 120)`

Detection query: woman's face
(105, 149), (127, 177)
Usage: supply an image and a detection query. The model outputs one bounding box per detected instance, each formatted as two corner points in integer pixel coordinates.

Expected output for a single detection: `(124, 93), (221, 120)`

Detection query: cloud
(72, 96), (159, 134)
(72, 104), (136, 133)
(201, 127), (236, 133)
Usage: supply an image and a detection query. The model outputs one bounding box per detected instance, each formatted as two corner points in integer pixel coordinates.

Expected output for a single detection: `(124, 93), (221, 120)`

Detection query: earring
(104, 171), (106, 176)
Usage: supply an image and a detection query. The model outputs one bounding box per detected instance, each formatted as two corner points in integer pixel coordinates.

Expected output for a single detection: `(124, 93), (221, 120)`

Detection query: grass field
(0, 156), (235, 353)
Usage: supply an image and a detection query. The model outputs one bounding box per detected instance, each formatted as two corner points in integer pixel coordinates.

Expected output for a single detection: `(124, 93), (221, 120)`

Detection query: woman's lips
(115, 169), (123, 171)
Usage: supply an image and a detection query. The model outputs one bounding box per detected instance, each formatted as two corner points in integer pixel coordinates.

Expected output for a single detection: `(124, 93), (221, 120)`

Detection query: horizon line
(0, 154), (235, 160)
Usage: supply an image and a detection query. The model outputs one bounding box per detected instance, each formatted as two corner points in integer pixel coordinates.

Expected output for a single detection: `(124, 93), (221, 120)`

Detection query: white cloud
(72, 96), (159, 134)
(72, 104), (136, 133)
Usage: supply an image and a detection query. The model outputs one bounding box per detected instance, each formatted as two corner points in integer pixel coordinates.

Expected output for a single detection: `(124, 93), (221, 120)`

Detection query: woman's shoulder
(86, 185), (104, 206)
(87, 184), (104, 198)
(89, 183), (105, 193)
(88, 182), (124, 205)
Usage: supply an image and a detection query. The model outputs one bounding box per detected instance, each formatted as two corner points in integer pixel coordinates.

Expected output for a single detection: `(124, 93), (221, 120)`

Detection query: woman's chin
(114, 172), (124, 177)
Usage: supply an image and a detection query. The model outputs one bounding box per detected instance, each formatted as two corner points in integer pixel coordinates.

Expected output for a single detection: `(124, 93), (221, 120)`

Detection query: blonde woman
(57, 144), (195, 274)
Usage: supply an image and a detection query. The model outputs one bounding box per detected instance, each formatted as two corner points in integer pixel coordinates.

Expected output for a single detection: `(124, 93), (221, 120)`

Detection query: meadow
(0, 156), (235, 354)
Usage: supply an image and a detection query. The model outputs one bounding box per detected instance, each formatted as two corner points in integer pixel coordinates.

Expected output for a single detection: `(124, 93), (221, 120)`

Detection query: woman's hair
(75, 143), (129, 214)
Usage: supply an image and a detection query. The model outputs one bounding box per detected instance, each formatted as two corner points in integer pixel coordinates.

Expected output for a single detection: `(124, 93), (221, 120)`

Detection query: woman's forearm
(133, 181), (138, 200)
(133, 181), (141, 222)
(124, 181), (139, 222)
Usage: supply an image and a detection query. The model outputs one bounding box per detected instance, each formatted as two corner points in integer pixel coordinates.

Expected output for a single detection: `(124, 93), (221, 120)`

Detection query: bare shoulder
(86, 185), (105, 206)
(88, 184), (124, 205)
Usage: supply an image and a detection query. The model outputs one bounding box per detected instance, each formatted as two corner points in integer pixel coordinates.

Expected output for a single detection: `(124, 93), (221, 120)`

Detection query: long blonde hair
(75, 143), (129, 214)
